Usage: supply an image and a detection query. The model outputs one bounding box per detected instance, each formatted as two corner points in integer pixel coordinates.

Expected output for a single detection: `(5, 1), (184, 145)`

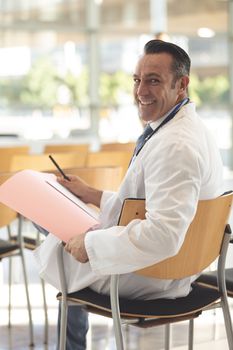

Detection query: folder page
(0, 169), (99, 242)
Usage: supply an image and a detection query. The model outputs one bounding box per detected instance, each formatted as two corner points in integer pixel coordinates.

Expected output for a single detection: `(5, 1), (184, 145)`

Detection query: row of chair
(0, 145), (134, 181)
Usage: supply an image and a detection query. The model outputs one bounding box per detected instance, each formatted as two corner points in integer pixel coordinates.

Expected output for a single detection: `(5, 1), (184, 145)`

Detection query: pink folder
(0, 170), (99, 242)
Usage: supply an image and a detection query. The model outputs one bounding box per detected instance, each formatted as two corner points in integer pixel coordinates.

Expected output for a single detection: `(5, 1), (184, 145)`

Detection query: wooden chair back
(86, 151), (132, 180)
(44, 143), (89, 155)
(10, 152), (87, 172)
(52, 166), (122, 191)
(0, 173), (18, 227)
(118, 193), (233, 280)
(101, 142), (135, 153)
(0, 146), (30, 172)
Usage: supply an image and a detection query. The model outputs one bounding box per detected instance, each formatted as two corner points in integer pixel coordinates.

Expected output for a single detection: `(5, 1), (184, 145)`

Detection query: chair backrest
(0, 145), (30, 172)
(101, 142), (135, 153)
(10, 152), (87, 172)
(0, 173), (18, 227)
(43, 143), (89, 155)
(118, 193), (233, 280)
(86, 151), (132, 180)
(52, 166), (122, 191)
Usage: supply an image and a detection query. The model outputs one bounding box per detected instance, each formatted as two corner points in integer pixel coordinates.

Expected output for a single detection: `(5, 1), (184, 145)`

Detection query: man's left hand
(65, 232), (89, 263)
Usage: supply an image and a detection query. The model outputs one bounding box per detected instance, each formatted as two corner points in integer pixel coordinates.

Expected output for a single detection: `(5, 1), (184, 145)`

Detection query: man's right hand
(57, 175), (103, 207)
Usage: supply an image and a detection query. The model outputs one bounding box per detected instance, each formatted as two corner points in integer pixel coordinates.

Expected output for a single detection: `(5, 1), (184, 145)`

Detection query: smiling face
(133, 53), (189, 122)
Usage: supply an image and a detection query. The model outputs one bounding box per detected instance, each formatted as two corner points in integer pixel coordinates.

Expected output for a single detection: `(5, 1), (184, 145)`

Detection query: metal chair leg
(57, 243), (68, 350)
(41, 277), (49, 344)
(165, 324), (171, 350)
(59, 296), (68, 350)
(221, 298), (233, 349)
(36, 229), (49, 344)
(188, 319), (194, 350)
(110, 275), (124, 350)
(8, 257), (12, 328)
(18, 217), (34, 347)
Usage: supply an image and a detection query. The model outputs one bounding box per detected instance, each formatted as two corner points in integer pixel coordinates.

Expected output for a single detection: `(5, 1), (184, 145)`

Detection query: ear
(179, 76), (189, 92)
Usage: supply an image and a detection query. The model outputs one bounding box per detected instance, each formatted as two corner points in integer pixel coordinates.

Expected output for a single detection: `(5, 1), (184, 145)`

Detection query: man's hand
(65, 232), (89, 263)
(57, 174), (103, 207)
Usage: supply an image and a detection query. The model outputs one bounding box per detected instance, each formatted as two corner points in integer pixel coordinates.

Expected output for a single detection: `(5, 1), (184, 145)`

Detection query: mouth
(138, 99), (155, 106)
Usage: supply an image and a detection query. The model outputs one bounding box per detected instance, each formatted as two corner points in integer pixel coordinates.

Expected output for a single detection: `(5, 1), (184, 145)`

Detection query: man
(35, 40), (223, 347)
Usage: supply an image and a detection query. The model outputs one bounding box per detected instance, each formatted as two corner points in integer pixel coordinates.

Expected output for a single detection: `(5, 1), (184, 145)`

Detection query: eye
(150, 78), (160, 85)
(133, 78), (140, 85)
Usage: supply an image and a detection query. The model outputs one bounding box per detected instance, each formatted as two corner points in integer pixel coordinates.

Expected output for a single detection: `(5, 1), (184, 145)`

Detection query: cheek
(133, 86), (138, 97)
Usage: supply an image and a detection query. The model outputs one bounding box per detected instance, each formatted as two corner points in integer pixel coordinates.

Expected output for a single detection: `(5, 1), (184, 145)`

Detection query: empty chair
(57, 193), (233, 350)
(43, 143), (89, 155)
(0, 173), (34, 346)
(86, 151), (132, 180)
(0, 145), (30, 172)
(10, 152), (87, 173)
(100, 142), (135, 153)
(52, 166), (123, 192)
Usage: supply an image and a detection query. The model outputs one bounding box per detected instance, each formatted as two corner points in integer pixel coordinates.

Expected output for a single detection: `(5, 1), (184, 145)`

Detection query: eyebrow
(133, 73), (161, 79)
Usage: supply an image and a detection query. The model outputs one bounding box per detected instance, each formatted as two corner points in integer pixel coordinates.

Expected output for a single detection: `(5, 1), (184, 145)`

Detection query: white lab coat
(34, 102), (223, 300)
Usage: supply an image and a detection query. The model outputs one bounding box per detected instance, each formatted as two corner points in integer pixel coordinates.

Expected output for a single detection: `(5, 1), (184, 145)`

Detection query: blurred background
(0, 0), (232, 168)
(1, 2), (233, 349)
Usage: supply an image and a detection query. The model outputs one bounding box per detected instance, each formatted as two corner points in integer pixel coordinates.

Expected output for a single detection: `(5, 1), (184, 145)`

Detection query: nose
(136, 81), (149, 96)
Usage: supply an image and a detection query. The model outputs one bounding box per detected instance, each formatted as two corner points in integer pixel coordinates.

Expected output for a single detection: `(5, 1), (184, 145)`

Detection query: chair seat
(0, 239), (20, 258)
(197, 268), (233, 297)
(57, 283), (221, 325)
(10, 235), (44, 250)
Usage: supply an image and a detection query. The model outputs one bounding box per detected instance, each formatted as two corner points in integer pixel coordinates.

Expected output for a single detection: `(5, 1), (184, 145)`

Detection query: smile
(139, 100), (155, 106)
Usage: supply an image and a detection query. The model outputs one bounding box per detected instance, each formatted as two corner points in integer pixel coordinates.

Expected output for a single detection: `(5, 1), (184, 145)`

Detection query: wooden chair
(100, 142), (135, 153)
(0, 173), (34, 346)
(52, 166), (122, 192)
(0, 145), (30, 172)
(56, 193), (233, 350)
(10, 152), (87, 172)
(86, 151), (132, 180)
(43, 143), (89, 155)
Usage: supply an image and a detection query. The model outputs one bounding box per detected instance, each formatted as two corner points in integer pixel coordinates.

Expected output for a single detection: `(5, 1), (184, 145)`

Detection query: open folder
(0, 169), (99, 242)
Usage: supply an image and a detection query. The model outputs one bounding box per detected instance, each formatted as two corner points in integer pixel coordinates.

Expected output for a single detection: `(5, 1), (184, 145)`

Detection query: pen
(48, 155), (71, 181)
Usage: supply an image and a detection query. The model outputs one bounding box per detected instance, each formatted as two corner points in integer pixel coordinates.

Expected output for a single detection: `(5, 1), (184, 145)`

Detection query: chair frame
(0, 213), (34, 346)
(57, 193), (233, 350)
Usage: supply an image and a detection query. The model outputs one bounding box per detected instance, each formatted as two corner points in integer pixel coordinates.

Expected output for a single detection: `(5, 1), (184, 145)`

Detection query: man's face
(133, 53), (188, 122)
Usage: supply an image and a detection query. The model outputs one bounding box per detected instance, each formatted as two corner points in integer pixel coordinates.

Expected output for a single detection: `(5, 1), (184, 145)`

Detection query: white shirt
(35, 102), (223, 300)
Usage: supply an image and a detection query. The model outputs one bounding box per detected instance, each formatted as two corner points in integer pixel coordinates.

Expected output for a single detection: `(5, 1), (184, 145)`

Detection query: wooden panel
(10, 152), (87, 172)
(118, 194), (233, 280)
(44, 143), (89, 155)
(101, 142), (135, 153)
(0, 146), (30, 172)
(0, 173), (18, 227)
(86, 151), (132, 180)
(60, 166), (122, 191)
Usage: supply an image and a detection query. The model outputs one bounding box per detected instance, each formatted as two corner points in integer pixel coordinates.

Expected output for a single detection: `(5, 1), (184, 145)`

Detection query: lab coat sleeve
(85, 140), (202, 275)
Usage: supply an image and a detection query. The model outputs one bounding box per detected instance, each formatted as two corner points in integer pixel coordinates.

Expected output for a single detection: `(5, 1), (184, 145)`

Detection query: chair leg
(40, 277), (49, 344)
(164, 324), (171, 350)
(8, 257), (12, 328)
(188, 319), (194, 350)
(221, 298), (233, 349)
(57, 243), (68, 350)
(110, 275), (125, 350)
(59, 296), (68, 350)
(20, 249), (34, 346)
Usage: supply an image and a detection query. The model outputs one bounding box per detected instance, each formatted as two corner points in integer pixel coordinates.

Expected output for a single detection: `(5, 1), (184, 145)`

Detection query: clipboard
(118, 198), (146, 226)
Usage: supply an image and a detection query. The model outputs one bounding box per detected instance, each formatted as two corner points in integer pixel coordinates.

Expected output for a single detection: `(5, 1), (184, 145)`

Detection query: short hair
(144, 39), (191, 80)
